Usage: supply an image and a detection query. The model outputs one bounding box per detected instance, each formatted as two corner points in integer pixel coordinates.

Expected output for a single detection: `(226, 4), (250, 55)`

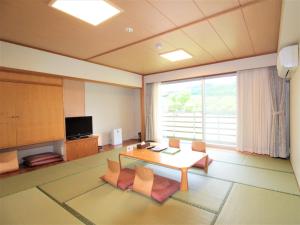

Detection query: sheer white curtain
(237, 68), (272, 155)
(145, 82), (161, 142)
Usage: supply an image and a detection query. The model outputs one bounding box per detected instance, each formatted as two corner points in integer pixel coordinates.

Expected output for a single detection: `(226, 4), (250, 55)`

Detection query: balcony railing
(161, 112), (237, 146)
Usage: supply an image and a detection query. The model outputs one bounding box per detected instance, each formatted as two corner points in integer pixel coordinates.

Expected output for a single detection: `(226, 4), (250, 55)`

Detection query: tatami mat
(72, 148), (139, 169)
(0, 188), (83, 225)
(207, 148), (293, 172)
(215, 184), (300, 225)
(190, 161), (300, 195)
(39, 165), (107, 203)
(145, 164), (232, 212)
(66, 184), (215, 225)
(0, 162), (87, 197)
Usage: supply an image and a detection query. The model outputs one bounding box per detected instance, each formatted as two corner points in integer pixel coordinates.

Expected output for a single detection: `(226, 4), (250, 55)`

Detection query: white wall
(85, 82), (141, 145)
(0, 41), (142, 88)
(278, 0), (300, 188)
(144, 53), (277, 83)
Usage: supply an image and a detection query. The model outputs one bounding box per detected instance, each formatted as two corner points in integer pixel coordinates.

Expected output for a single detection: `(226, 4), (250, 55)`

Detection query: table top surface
(120, 148), (207, 169)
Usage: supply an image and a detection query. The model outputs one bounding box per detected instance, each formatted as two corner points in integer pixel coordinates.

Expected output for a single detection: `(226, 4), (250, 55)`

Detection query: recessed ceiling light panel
(160, 49), (192, 62)
(50, 0), (121, 26)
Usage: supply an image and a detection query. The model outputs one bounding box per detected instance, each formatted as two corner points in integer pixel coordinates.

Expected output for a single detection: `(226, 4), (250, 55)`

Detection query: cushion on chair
(117, 168), (135, 190)
(193, 157), (213, 169)
(101, 168), (135, 190)
(151, 175), (180, 203)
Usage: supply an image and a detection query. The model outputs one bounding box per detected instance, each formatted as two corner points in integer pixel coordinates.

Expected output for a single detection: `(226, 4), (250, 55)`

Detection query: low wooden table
(119, 148), (208, 191)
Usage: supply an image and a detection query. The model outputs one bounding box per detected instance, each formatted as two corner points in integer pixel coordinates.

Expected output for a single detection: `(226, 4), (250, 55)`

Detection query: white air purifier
(111, 128), (122, 145)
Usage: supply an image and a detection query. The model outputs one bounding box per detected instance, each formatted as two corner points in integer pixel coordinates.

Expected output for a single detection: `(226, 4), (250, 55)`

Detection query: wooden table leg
(180, 168), (188, 191)
(204, 155), (209, 173)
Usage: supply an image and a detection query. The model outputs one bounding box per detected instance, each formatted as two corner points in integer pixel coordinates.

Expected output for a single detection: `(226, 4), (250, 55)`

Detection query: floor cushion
(23, 152), (62, 163)
(151, 175), (180, 203)
(24, 157), (63, 167)
(193, 157), (213, 169)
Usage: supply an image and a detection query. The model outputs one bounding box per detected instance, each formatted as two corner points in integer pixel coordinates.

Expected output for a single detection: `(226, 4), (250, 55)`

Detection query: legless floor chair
(169, 138), (180, 148)
(101, 159), (135, 190)
(0, 151), (19, 174)
(192, 141), (213, 169)
(132, 166), (180, 203)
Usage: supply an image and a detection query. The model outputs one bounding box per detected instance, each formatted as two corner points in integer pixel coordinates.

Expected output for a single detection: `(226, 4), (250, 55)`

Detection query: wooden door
(16, 83), (64, 146)
(0, 82), (17, 149)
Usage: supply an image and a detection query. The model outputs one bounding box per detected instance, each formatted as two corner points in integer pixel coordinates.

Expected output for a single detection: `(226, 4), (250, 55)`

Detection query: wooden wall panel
(63, 79), (85, 117)
(0, 70), (62, 86)
(0, 82), (17, 149)
(16, 83), (64, 146)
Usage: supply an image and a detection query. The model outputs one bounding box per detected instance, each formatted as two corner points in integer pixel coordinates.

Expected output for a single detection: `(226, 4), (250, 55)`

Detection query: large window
(160, 75), (237, 146)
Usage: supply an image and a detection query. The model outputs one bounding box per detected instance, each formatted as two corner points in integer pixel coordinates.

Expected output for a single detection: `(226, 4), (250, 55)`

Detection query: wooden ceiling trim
(208, 8), (255, 58)
(148, 2), (218, 63)
(86, 0), (261, 60)
(0, 38), (86, 61)
(182, 21), (233, 61)
(148, 0), (218, 63)
(194, 4), (235, 58)
(180, 29), (218, 61)
(146, 0), (204, 26)
(0, 39), (141, 75)
(241, 0), (281, 54)
(238, 0), (257, 54)
(143, 50), (276, 76)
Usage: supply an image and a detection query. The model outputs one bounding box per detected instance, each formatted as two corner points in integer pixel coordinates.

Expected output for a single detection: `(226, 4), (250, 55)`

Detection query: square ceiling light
(160, 50), (192, 62)
(50, 0), (121, 26)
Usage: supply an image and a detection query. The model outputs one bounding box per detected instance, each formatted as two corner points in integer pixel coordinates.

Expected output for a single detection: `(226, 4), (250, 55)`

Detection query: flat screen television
(65, 116), (93, 140)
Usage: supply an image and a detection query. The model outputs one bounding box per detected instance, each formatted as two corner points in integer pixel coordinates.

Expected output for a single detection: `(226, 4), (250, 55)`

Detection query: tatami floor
(1, 146), (300, 225)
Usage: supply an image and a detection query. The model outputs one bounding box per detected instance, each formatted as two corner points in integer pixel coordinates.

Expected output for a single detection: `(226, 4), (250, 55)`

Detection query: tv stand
(67, 135), (89, 140)
(65, 135), (98, 161)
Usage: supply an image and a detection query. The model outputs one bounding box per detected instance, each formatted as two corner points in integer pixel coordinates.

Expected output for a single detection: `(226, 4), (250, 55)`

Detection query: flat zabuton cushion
(193, 157), (213, 169)
(23, 152), (62, 163)
(24, 157), (63, 167)
(101, 168), (135, 190)
(151, 175), (180, 203)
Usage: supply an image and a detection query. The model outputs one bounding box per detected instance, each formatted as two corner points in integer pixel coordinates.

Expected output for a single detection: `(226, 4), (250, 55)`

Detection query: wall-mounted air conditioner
(277, 44), (299, 79)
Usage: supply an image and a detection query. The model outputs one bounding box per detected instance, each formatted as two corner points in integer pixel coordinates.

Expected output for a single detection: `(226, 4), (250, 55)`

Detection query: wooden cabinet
(0, 82), (17, 149)
(0, 79), (64, 149)
(65, 136), (98, 161)
(16, 83), (64, 146)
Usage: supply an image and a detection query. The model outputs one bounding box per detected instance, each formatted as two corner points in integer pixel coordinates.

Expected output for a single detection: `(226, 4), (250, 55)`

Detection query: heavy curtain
(145, 82), (161, 142)
(268, 67), (290, 158)
(237, 67), (289, 157)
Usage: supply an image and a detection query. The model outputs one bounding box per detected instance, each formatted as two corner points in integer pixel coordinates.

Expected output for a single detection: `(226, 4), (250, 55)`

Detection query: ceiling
(0, 0), (282, 75)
